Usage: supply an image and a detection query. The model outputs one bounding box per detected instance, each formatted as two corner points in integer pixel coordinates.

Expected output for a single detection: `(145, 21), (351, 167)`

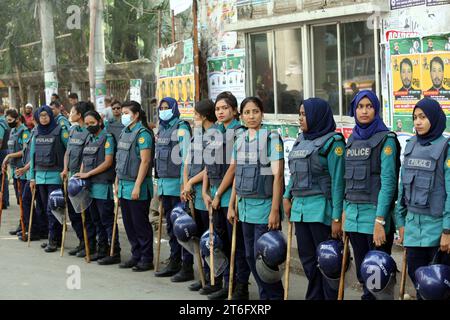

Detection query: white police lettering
(36, 137), (54, 143)
(346, 148), (371, 157)
(407, 158), (432, 169)
(83, 147), (98, 153)
(118, 141), (131, 149)
(70, 138), (83, 144)
(179, 304), (214, 318)
(290, 150), (309, 158)
(157, 137), (171, 144)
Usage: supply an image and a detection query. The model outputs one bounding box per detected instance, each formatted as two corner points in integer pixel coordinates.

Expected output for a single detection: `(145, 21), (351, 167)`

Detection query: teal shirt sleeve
(443, 143), (450, 229)
(283, 178), (293, 199)
(60, 127), (69, 147)
(178, 123), (191, 184)
(0, 125), (5, 140)
(326, 139), (345, 220)
(268, 133), (284, 161)
(19, 128), (31, 149)
(137, 130), (152, 151)
(29, 136), (36, 180)
(105, 135), (115, 156)
(375, 137), (399, 219)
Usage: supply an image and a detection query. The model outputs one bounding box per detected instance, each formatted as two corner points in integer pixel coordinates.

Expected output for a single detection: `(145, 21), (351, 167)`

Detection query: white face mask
(159, 109), (173, 121)
(121, 114), (133, 127)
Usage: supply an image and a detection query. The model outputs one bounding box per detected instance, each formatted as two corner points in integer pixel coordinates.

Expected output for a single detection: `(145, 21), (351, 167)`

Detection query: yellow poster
(422, 53), (450, 110)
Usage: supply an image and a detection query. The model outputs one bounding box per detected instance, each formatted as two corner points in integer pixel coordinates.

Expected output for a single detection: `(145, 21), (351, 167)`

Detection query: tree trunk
(38, 0), (58, 105)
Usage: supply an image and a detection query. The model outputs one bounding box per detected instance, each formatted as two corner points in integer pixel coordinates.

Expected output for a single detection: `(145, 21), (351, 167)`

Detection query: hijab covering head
(34, 105), (57, 135)
(158, 97), (180, 127)
(349, 90), (389, 140)
(302, 98), (336, 140)
(413, 98), (446, 145)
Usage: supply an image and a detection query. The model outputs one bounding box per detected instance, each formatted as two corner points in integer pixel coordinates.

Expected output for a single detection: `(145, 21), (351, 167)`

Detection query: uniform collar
(126, 121), (143, 133)
(91, 128), (107, 141)
(218, 118), (240, 132)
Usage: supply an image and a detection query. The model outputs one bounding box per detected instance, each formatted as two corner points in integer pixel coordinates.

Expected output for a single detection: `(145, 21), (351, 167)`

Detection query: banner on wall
(390, 33), (450, 133)
(390, 0), (425, 10)
(426, 0), (450, 6)
(156, 39), (195, 119)
(207, 49), (246, 104)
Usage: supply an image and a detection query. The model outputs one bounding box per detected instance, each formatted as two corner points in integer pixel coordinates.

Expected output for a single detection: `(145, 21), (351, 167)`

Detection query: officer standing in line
(105, 100), (125, 143)
(202, 92), (251, 300)
(343, 90), (400, 300)
(396, 97), (450, 300)
(60, 101), (97, 258)
(2, 109), (30, 238)
(15, 121), (46, 241)
(49, 100), (71, 130)
(0, 106), (11, 213)
(115, 101), (155, 271)
(181, 99), (217, 291)
(29, 105), (69, 253)
(283, 98), (345, 300)
(76, 110), (120, 265)
(228, 96), (285, 300)
(154, 97), (193, 280)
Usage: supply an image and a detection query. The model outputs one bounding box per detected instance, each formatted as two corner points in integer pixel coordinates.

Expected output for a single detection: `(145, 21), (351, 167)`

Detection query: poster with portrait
(156, 39), (195, 119)
(422, 52), (450, 108)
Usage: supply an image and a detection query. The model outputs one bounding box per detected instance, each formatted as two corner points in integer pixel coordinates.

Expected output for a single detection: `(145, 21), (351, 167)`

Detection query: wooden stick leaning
(338, 234), (350, 300)
(0, 167), (6, 229)
(60, 179), (69, 256)
(188, 198), (206, 288)
(80, 206), (90, 263)
(110, 197), (119, 257)
(284, 220), (293, 300)
(27, 187), (36, 247)
(17, 180), (26, 241)
(399, 247), (407, 300)
(155, 200), (164, 272)
(208, 205), (215, 286)
(228, 197), (238, 300)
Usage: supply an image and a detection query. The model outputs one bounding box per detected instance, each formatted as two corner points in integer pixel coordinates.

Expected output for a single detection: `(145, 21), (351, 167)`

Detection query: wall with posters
(156, 39), (195, 119)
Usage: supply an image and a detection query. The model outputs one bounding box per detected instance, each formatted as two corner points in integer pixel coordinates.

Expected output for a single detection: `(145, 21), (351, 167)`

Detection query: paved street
(0, 184), (410, 300)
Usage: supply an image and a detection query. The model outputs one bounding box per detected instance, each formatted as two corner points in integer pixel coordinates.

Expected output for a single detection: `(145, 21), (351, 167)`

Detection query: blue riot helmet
(255, 231), (287, 284)
(68, 176), (92, 213)
(415, 264), (450, 300)
(316, 239), (350, 290)
(49, 189), (66, 224)
(173, 213), (198, 255)
(170, 202), (187, 225)
(200, 230), (228, 277)
(360, 250), (397, 300)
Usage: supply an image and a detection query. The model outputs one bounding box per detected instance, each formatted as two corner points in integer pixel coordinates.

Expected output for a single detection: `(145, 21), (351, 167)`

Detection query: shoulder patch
(383, 146), (393, 156)
(334, 146), (343, 156)
(23, 133), (28, 140)
(105, 141), (111, 149)
(63, 132), (69, 139)
(178, 129), (186, 137)
(138, 136), (146, 144)
(447, 159), (450, 168)
(275, 143), (283, 152)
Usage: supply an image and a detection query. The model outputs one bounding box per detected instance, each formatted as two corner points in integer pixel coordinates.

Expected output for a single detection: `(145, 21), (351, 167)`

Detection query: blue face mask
(159, 109), (174, 121)
(121, 114), (132, 127)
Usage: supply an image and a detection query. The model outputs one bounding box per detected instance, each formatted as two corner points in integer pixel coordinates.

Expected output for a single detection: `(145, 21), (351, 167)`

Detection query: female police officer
(154, 97), (193, 280)
(228, 96), (285, 300)
(343, 90), (400, 300)
(396, 98), (450, 299)
(76, 110), (120, 265)
(61, 101), (96, 258)
(201, 92), (251, 300)
(181, 99), (217, 291)
(29, 105), (69, 252)
(115, 101), (154, 271)
(283, 98), (345, 300)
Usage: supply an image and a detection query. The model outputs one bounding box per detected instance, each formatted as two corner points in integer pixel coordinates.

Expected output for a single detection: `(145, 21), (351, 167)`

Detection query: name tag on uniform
(83, 147), (98, 154)
(290, 150), (309, 158)
(407, 158), (432, 169)
(36, 137), (54, 144)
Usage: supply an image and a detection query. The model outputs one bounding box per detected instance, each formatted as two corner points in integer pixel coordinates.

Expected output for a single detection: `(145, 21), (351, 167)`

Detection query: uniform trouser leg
(0, 151), (10, 207)
(295, 222), (338, 300)
(213, 207), (231, 286)
(405, 246), (446, 300)
(13, 177), (20, 205)
(347, 232), (392, 300)
(241, 222), (284, 300)
(67, 197), (84, 242)
(38, 184), (63, 243)
(34, 185), (47, 237)
(162, 195), (183, 261)
(93, 198), (120, 254)
(120, 198), (153, 263)
(194, 208), (210, 277)
(226, 215), (251, 286)
(88, 199), (109, 247)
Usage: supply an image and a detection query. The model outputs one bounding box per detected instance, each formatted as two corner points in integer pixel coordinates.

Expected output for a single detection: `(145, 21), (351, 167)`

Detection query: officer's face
(39, 112), (50, 125)
(122, 107), (138, 124)
(430, 62), (444, 89)
(355, 97), (375, 125)
(241, 101), (263, 129)
(69, 106), (81, 123)
(6, 115), (17, 128)
(85, 115), (101, 131)
(159, 101), (170, 111)
(69, 98), (78, 106)
(215, 99), (235, 124)
(413, 108), (431, 136)
(298, 105), (308, 132)
(400, 63), (412, 88)
(50, 105), (59, 117)
(112, 103), (122, 117)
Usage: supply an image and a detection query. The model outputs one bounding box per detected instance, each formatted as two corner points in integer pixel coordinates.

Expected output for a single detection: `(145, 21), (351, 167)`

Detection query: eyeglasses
(112, 107), (121, 110)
